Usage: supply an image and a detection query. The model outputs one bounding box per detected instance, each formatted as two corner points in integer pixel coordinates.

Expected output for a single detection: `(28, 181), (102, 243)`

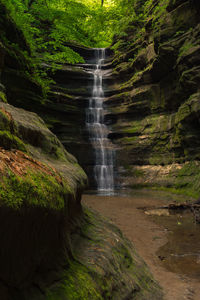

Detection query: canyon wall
(0, 2), (162, 299)
(106, 0), (200, 197)
(23, 0), (200, 197)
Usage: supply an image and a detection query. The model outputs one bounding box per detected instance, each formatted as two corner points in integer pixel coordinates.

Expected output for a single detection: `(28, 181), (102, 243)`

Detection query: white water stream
(86, 48), (114, 192)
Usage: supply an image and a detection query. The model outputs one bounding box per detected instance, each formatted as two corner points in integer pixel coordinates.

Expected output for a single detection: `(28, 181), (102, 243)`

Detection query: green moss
(0, 130), (26, 151)
(44, 141), (67, 161)
(118, 136), (138, 147)
(145, 162), (200, 200)
(0, 169), (69, 209)
(144, 114), (171, 135)
(132, 168), (145, 177)
(179, 41), (195, 57)
(121, 70), (141, 89)
(152, 186), (199, 200)
(123, 126), (142, 134)
(112, 244), (133, 268)
(149, 156), (164, 165)
(0, 110), (10, 131)
(113, 62), (132, 74)
(0, 108), (27, 152)
(0, 91), (7, 103)
(175, 93), (200, 126)
(124, 165), (145, 177)
(121, 120), (143, 134)
(43, 207), (163, 300)
(172, 162), (200, 197)
(46, 262), (102, 300)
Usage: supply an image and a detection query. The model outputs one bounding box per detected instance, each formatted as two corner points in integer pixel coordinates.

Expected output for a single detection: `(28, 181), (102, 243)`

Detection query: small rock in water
(145, 209), (170, 216)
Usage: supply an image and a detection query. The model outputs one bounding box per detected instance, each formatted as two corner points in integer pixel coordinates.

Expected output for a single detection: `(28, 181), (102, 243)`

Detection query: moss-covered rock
(0, 107), (26, 151)
(104, 0), (200, 196)
(32, 208), (163, 300)
(0, 149), (70, 209)
(0, 142), (162, 299)
(0, 1), (45, 112)
(0, 102), (87, 192)
(0, 91), (89, 298)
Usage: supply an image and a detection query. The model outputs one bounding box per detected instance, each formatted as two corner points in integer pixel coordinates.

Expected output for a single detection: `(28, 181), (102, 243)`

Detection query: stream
(83, 189), (200, 300)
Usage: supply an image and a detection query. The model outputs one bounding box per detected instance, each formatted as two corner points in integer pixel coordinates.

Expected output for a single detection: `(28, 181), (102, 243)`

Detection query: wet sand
(82, 190), (200, 300)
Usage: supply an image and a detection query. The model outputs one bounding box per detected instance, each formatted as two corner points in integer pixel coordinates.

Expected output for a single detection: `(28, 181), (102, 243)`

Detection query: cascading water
(86, 48), (114, 193)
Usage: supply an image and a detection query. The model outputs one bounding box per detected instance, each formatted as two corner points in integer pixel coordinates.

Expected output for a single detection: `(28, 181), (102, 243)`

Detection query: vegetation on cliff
(1, 0), (131, 63)
(0, 0), (137, 96)
(107, 0), (200, 198)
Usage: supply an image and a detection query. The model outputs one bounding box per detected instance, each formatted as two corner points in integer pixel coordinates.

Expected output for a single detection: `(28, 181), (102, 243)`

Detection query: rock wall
(0, 2), (162, 299)
(40, 51), (114, 188)
(0, 37), (100, 186)
(0, 5), (112, 188)
(2, 1), (200, 196)
(39, 60), (95, 184)
(106, 0), (200, 198)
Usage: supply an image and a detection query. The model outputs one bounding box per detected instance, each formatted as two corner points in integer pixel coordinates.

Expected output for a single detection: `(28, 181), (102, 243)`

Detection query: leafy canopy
(1, 0), (137, 93)
(2, 0), (136, 62)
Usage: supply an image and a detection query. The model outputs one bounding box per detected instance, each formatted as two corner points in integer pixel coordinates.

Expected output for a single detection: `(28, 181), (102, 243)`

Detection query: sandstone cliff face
(0, 2), (162, 299)
(0, 31), (98, 186)
(39, 51), (114, 188)
(0, 2), (44, 109)
(38, 59), (95, 184)
(106, 0), (200, 197)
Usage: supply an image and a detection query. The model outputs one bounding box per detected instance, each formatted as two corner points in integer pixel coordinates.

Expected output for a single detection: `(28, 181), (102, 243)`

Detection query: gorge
(0, 0), (200, 299)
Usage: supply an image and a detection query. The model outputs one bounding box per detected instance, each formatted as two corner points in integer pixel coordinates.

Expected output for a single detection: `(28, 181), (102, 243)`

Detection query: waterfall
(86, 48), (114, 193)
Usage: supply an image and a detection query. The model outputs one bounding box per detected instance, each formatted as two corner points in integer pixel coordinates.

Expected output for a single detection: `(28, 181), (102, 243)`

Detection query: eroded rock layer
(106, 0), (200, 197)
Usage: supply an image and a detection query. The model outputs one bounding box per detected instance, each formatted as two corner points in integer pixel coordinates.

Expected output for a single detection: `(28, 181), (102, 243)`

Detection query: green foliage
(0, 0), (139, 93)
(0, 0), (142, 94)
(1, 0), (139, 52)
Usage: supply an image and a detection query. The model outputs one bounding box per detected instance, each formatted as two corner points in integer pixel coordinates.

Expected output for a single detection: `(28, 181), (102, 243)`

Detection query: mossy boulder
(0, 102), (87, 191)
(0, 107), (26, 151)
(22, 208), (163, 300)
(0, 149), (71, 210)
(0, 101), (88, 299)
(0, 91), (7, 103)
(0, 145), (162, 300)
(0, 149), (83, 296)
